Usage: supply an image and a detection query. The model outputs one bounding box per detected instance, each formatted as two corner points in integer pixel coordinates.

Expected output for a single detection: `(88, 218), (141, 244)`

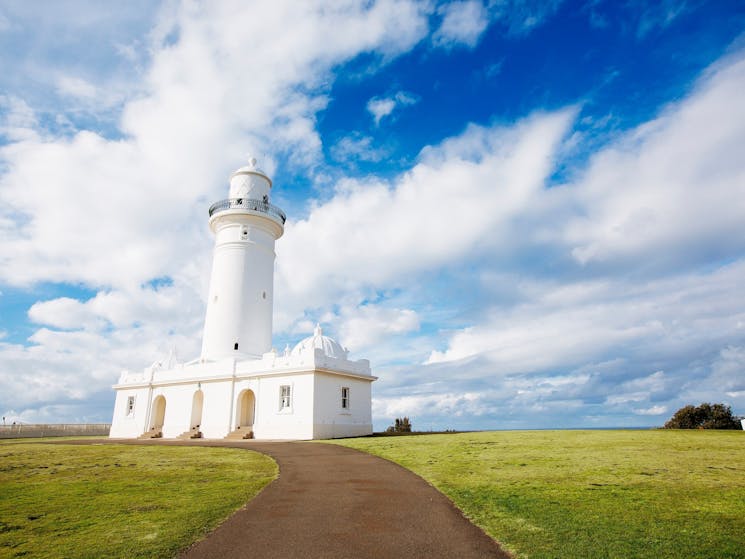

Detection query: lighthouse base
(110, 349), (375, 441)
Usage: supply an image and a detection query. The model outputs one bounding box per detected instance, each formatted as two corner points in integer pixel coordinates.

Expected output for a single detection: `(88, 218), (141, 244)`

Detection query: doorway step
(225, 426), (254, 440)
(178, 426), (203, 439)
(138, 427), (163, 439)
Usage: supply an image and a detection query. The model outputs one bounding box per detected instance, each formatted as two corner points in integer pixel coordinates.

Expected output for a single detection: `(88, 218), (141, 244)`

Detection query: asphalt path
(70, 439), (511, 559)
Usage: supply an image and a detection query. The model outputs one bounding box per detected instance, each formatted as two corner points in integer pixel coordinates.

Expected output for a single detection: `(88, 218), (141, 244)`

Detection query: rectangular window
(341, 387), (350, 409)
(279, 385), (291, 409)
(126, 396), (135, 416)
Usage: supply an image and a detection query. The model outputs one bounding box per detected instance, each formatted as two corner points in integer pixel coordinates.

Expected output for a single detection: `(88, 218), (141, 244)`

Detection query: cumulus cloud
(565, 54), (745, 269)
(28, 297), (97, 330)
(318, 50), (745, 428)
(0, 0), (432, 420)
(2, 2), (744, 430)
(415, 260), (745, 424)
(337, 305), (420, 352)
(0, 1), (432, 295)
(633, 405), (667, 416)
(433, 0), (489, 49)
(0, 1), (431, 289)
(374, 391), (485, 419)
(275, 107), (575, 328)
(426, 260), (745, 370)
(0, 95), (38, 142)
(330, 133), (390, 163)
(279, 51), (745, 433)
(55, 76), (98, 100)
(366, 91), (419, 125)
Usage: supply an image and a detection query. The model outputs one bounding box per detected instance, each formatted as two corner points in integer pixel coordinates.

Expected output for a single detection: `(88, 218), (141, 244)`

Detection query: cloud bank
(0, 1), (743, 430)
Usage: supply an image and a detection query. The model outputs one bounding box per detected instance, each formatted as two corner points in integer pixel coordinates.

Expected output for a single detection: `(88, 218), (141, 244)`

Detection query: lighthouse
(110, 157), (375, 440)
(200, 157), (285, 361)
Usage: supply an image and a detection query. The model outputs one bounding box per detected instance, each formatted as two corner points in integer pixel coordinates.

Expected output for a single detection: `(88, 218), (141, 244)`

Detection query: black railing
(208, 198), (286, 224)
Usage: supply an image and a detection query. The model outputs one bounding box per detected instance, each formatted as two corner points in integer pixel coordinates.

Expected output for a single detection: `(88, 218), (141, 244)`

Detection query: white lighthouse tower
(110, 157), (376, 440)
(200, 157), (284, 361)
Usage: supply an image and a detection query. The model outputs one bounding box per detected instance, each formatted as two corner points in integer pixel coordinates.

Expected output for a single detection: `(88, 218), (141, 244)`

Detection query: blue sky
(1, 0), (744, 431)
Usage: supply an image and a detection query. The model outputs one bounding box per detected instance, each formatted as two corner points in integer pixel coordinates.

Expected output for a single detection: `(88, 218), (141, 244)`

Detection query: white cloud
(0, 1), (159, 124)
(0, 1), (432, 293)
(366, 90), (419, 125)
(0, 95), (38, 142)
(367, 97), (396, 124)
(55, 76), (98, 100)
(330, 134), (390, 163)
(492, 0), (563, 35)
(1, 287), (204, 410)
(1, 403), (109, 425)
(633, 405), (667, 416)
(338, 305), (420, 352)
(347, 51), (745, 426)
(426, 261), (745, 372)
(2, 3), (744, 429)
(0, 1), (432, 420)
(28, 282), (203, 332)
(374, 391), (485, 419)
(566, 53), (745, 268)
(276, 108), (575, 329)
(433, 0), (489, 49)
(28, 297), (96, 330)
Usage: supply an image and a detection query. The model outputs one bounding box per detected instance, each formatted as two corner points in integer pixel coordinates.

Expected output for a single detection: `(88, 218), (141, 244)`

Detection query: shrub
(664, 403), (741, 429)
(386, 417), (412, 433)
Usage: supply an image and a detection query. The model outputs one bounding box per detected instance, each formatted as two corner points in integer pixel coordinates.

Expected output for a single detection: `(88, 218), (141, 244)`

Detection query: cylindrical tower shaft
(200, 158), (285, 361)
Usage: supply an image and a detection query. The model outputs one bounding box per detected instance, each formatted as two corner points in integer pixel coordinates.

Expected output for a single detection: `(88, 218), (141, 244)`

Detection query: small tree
(664, 405), (699, 429)
(664, 403), (740, 429)
(701, 403), (741, 429)
(386, 416), (412, 433)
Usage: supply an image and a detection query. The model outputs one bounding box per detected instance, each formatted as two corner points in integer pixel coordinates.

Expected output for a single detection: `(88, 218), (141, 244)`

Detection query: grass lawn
(0, 442), (277, 559)
(333, 430), (745, 559)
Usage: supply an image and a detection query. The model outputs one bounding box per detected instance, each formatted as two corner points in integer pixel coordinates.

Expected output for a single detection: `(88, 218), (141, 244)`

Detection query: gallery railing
(208, 198), (286, 224)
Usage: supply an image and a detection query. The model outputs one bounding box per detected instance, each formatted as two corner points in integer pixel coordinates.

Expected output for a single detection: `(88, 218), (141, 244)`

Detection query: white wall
(313, 373), (373, 439)
(200, 216), (279, 361)
(110, 387), (150, 438)
(111, 369), (373, 440)
(252, 373), (315, 440)
(200, 381), (233, 438)
(152, 384), (198, 438)
(110, 381), (234, 439)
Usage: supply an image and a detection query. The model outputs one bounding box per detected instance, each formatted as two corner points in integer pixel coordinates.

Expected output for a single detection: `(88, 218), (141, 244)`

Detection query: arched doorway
(151, 395), (166, 430)
(236, 390), (255, 429)
(190, 390), (204, 429)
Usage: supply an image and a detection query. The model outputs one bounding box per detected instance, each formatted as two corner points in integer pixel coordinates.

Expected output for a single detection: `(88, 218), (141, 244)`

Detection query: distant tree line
(664, 403), (742, 429)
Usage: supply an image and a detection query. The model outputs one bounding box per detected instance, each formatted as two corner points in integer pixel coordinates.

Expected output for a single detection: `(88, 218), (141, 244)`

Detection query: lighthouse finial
(246, 153), (258, 169)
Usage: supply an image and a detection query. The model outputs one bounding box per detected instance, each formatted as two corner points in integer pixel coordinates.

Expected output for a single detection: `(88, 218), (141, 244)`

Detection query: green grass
(333, 430), (745, 559)
(0, 442), (277, 559)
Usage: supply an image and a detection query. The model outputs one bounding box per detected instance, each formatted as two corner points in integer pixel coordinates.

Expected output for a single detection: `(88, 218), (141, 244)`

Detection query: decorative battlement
(115, 344), (374, 388)
(208, 198), (286, 224)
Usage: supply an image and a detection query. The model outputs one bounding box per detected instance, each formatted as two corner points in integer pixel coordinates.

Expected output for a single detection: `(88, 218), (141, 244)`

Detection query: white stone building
(110, 159), (375, 440)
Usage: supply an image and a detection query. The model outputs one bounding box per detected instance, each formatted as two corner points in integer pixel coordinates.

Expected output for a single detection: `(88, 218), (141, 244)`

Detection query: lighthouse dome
(229, 156), (272, 200)
(291, 324), (348, 359)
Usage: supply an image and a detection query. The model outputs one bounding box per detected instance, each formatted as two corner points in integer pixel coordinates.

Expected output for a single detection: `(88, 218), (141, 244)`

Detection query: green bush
(664, 402), (741, 429)
(386, 416), (412, 433)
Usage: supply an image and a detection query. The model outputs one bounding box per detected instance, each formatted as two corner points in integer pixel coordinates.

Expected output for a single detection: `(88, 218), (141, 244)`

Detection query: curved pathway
(77, 439), (510, 558)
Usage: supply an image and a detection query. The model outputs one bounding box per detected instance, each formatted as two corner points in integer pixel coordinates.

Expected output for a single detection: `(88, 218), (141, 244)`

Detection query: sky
(1, 0), (744, 431)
